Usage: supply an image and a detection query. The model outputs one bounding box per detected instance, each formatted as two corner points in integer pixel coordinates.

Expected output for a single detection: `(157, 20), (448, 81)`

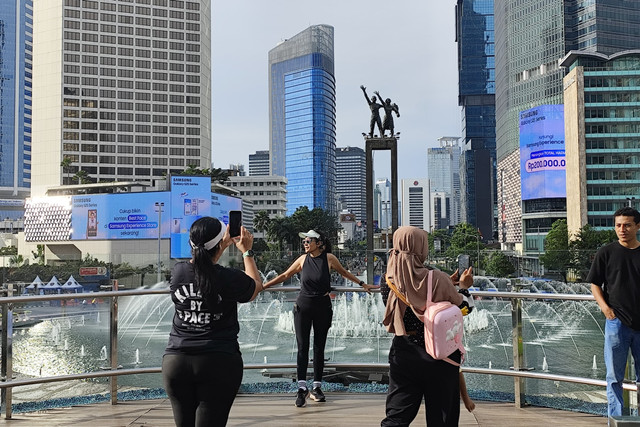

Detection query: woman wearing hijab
(263, 229), (378, 407)
(381, 226), (473, 427)
(162, 217), (263, 427)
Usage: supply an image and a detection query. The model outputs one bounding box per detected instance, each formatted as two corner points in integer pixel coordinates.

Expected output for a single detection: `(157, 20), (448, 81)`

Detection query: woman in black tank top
(263, 229), (378, 407)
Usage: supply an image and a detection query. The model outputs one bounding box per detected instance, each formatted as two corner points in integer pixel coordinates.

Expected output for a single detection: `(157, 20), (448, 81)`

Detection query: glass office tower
(268, 25), (336, 215)
(0, 0), (33, 219)
(455, 0), (496, 241)
(495, 0), (640, 251)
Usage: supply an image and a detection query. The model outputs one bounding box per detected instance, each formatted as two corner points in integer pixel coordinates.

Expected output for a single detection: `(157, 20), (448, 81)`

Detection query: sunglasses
(303, 239), (315, 244)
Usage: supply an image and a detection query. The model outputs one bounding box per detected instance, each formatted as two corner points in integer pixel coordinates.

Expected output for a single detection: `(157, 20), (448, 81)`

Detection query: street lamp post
(154, 202), (164, 283)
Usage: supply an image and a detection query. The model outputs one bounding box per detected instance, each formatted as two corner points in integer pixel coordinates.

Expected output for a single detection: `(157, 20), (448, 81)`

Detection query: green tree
(74, 169), (92, 184)
(180, 166), (229, 183)
(446, 223), (484, 269)
(484, 251), (516, 277)
(31, 244), (45, 265)
(570, 224), (617, 280)
(540, 219), (572, 282)
(60, 156), (73, 185)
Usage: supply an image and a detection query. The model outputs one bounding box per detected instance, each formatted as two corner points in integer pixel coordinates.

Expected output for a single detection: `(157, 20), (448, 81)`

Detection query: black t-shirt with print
(165, 261), (255, 355)
(587, 241), (640, 331)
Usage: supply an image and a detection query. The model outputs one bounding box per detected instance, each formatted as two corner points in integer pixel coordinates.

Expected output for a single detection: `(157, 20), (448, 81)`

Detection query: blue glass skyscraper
(0, 0), (32, 218)
(455, 0), (496, 241)
(269, 25), (337, 215)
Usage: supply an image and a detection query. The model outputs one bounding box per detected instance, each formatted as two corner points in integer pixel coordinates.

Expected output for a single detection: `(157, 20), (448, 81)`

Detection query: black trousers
(294, 294), (333, 382)
(381, 335), (460, 427)
(162, 352), (243, 427)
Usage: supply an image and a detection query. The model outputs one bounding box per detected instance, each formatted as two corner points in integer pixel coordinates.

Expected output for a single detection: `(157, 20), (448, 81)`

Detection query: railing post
(1, 284), (14, 419)
(511, 286), (526, 408)
(110, 280), (118, 405)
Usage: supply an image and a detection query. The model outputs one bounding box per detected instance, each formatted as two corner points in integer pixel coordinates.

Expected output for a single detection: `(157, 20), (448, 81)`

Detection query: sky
(210, 1), (461, 182)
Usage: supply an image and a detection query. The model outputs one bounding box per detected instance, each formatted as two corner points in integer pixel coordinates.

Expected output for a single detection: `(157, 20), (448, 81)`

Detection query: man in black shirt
(587, 207), (640, 419)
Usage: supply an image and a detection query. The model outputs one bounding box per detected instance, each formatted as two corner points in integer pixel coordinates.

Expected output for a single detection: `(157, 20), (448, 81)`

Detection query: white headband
(189, 220), (225, 251)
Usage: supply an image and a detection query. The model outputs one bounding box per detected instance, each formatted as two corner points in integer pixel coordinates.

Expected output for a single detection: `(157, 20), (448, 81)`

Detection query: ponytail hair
(316, 231), (332, 254)
(189, 217), (224, 305)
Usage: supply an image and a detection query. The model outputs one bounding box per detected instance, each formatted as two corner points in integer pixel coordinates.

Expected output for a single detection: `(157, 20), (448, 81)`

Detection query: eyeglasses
(303, 239), (315, 245)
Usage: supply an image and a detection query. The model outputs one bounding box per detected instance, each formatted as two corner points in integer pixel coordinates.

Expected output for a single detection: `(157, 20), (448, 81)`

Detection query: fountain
(8, 276), (610, 405)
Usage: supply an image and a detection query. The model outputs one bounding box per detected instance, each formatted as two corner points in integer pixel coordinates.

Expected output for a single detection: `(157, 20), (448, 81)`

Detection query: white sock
(313, 381), (321, 390)
(298, 380), (307, 390)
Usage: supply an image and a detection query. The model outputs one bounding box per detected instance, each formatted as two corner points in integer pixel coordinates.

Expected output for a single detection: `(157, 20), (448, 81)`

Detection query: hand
(362, 283), (379, 294)
(463, 396), (475, 412)
(603, 306), (616, 320)
(459, 266), (473, 289)
(219, 226), (233, 250)
(234, 226), (253, 254)
(360, 85), (365, 90)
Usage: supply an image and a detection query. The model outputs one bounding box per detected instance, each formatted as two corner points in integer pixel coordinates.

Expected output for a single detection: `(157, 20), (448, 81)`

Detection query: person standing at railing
(263, 229), (377, 408)
(162, 217), (263, 427)
(381, 226), (473, 427)
(588, 207), (640, 420)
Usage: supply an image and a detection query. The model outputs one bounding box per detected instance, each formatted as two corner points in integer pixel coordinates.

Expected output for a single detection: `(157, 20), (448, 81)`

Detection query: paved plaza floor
(0, 393), (607, 426)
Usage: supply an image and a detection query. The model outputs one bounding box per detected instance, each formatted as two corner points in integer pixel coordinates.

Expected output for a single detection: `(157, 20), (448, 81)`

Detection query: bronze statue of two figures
(361, 85), (400, 139)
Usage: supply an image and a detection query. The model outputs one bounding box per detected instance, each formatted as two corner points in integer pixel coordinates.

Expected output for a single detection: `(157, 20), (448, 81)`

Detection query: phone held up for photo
(229, 210), (242, 238)
(457, 254), (470, 277)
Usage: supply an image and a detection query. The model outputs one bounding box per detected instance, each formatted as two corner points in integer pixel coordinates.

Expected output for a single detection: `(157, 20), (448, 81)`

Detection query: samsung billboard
(519, 105), (566, 200)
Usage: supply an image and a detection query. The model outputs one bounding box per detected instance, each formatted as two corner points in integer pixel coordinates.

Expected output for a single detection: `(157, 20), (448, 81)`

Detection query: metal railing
(0, 285), (635, 419)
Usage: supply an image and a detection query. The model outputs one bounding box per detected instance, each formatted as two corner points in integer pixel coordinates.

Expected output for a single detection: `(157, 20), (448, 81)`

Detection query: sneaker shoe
(310, 387), (326, 402)
(295, 388), (309, 407)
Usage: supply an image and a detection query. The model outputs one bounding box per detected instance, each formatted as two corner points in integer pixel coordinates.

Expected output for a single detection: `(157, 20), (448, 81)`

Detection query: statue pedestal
(364, 136), (398, 284)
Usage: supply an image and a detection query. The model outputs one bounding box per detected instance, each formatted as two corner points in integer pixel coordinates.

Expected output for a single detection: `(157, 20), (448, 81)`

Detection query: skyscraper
(268, 25), (336, 215)
(335, 146), (365, 221)
(455, 0), (496, 241)
(0, 0), (33, 218)
(401, 179), (430, 230)
(427, 137), (461, 228)
(494, 0), (640, 251)
(248, 150), (269, 176)
(31, 0), (212, 197)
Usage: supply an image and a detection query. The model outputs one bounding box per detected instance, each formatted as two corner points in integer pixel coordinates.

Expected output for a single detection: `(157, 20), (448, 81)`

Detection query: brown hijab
(383, 226), (461, 336)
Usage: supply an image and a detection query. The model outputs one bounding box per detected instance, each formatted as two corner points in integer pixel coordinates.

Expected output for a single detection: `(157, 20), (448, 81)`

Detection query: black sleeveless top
(299, 251), (331, 297)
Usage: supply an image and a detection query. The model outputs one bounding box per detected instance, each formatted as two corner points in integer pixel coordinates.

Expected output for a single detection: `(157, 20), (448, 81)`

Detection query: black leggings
(162, 352), (243, 427)
(381, 335), (460, 427)
(294, 294), (333, 382)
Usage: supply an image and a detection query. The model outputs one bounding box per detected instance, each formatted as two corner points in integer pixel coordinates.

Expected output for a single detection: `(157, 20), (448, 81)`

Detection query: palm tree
(60, 156), (73, 185)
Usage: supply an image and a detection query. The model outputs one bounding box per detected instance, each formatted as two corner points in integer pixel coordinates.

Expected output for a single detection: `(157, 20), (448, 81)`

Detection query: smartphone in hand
(457, 254), (470, 277)
(229, 210), (242, 238)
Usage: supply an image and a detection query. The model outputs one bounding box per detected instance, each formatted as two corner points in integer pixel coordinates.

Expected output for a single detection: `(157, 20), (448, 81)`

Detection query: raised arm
(327, 253), (378, 293)
(234, 226), (263, 301)
(360, 85), (372, 104)
(263, 255), (305, 289)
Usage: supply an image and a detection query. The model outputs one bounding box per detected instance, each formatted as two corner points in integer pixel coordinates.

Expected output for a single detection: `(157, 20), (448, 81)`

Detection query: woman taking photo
(162, 217), (263, 427)
(264, 229), (377, 407)
(381, 226), (473, 427)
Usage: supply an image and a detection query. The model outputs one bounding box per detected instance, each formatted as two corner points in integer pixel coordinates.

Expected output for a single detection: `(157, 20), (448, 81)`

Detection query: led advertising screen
(170, 175), (212, 259)
(519, 105), (566, 200)
(71, 192), (171, 240)
(211, 192), (242, 226)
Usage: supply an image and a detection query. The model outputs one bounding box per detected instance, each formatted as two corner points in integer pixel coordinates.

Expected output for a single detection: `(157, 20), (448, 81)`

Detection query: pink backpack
(419, 270), (465, 366)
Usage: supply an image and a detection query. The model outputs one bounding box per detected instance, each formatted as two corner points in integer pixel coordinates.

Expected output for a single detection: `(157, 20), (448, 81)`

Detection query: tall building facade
(375, 178), (391, 231)
(31, 0), (212, 197)
(0, 0), (33, 218)
(248, 150), (269, 176)
(495, 0), (640, 251)
(455, 0), (496, 241)
(427, 137), (461, 228)
(563, 51), (640, 234)
(401, 178), (430, 230)
(268, 25), (336, 215)
(335, 146), (365, 221)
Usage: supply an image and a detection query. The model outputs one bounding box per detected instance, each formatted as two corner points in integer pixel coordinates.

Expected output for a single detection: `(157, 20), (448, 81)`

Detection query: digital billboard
(71, 192), (171, 240)
(170, 175), (212, 259)
(519, 105), (566, 200)
(211, 192), (242, 226)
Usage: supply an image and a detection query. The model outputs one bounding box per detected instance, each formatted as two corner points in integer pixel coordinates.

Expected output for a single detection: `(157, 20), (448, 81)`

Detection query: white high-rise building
(427, 137), (461, 228)
(375, 178), (391, 231)
(32, 0), (212, 196)
(336, 146), (366, 221)
(401, 179), (430, 230)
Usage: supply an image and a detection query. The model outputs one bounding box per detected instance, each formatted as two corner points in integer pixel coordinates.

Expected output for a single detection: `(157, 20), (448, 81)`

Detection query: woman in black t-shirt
(162, 217), (263, 427)
(263, 229), (377, 407)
